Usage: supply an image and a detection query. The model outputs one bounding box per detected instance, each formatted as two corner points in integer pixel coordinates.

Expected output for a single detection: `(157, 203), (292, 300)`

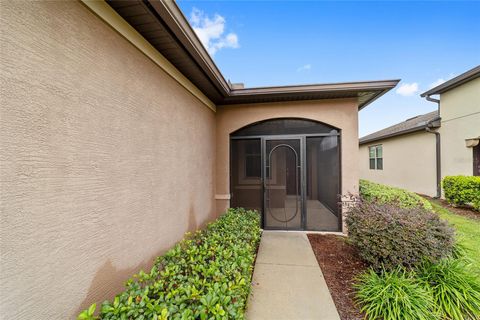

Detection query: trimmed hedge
(78, 208), (261, 320)
(359, 179), (433, 211)
(346, 200), (455, 270)
(443, 175), (480, 211)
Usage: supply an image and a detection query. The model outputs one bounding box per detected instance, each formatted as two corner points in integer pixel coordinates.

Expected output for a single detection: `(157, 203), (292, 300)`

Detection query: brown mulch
(307, 234), (367, 320)
(421, 195), (480, 220)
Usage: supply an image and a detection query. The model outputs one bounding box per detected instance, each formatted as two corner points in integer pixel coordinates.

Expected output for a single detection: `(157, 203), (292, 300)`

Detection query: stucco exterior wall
(0, 2), (215, 319)
(215, 99), (360, 214)
(439, 77), (480, 178)
(359, 131), (437, 197)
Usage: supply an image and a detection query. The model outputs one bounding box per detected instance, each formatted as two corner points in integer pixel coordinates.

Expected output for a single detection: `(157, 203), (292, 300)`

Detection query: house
(359, 66), (480, 197)
(0, 1), (398, 319)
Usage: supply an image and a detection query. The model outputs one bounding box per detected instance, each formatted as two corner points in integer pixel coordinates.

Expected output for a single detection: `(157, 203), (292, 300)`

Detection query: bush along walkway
(246, 231), (340, 320)
(78, 208), (261, 320)
(348, 180), (480, 320)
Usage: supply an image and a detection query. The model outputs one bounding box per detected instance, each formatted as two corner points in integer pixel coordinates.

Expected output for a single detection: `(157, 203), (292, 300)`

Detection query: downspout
(425, 94), (441, 198)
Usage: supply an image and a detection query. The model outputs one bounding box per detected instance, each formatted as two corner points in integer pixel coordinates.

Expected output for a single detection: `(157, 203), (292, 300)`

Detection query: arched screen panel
(231, 118), (338, 137)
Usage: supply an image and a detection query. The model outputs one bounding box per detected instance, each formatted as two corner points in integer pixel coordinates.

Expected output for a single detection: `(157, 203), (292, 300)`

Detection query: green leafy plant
(360, 179), (433, 210)
(346, 199), (455, 270)
(78, 208), (261, 320)
(355, 267), (437, 320)
(78, 303), (96, 320)
(443, 176), (480, 211)
(417, 258), (480, 320)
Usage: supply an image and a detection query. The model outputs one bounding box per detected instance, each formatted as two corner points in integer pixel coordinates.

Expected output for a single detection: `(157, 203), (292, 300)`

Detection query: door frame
(262, 135), (306, 230)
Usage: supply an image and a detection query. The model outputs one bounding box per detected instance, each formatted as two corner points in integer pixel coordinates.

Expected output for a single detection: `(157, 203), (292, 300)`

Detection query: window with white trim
(369, 145), (383, 170)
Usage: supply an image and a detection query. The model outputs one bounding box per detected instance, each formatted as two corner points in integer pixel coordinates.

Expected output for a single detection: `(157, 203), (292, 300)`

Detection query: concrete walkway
(246, 231), (341, 320)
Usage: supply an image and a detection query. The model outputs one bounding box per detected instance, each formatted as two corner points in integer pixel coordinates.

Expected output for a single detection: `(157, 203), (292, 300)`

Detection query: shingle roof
(359, 111), (440, 145)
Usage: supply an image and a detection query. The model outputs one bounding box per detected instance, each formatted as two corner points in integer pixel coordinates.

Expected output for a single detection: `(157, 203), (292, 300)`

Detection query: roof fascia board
(229, 80), (401, 96)
(421, 65), (480, 97)
(224, 80), (399, 109)
(147, 0), (231, 96)
(81, 0), (216, 112)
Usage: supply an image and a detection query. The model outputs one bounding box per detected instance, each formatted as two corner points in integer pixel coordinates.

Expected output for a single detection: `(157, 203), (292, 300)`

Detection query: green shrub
(346, 200), (455, 270)
(443, 176), (480, 211)
(417, 259), (480, 320)
(78, 208), (261, 320)
(355, 267), (437, 320)
(360, 179), (433, 210)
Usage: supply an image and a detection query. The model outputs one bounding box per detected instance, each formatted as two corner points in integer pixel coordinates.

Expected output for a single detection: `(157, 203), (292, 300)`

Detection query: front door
(263, 138), (303, 230)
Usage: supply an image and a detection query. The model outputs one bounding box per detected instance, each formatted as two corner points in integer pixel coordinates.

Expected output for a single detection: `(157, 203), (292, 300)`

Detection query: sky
(177, 1), (480, 137)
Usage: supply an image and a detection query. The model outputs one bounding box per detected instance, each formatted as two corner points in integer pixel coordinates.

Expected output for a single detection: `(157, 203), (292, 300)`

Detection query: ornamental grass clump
(360, 179), (433, 210)
(346, 200), (455, 270)
(78, 208), (261, 320)
(417, 259), (480, 320)
(355, 267), (437, 320)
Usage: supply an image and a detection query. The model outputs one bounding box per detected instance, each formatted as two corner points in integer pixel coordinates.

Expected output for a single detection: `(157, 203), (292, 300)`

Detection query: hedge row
(359, 179), (432, 211)
(78, 208), (261, 320)
(443, 175), (480, 211)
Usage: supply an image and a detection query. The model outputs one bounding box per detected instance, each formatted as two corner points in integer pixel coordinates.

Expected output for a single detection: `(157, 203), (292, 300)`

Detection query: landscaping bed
(307, 234), (366, 320)
(78, 208), (261, 320)
(308, 180), (480, 320)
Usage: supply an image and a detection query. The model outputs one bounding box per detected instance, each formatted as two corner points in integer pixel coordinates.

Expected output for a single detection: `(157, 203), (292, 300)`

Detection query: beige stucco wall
(439, 77), (480, 178)
(215, 99), (360, 215)
(359, 131), (437, 196)
(0, 2), (216, 319)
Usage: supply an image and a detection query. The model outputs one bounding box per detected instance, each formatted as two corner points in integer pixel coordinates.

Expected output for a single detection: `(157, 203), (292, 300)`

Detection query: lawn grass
(429, 199), (480, 269)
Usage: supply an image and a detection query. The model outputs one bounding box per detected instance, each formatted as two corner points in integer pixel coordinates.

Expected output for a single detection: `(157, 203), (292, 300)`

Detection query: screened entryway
(230, 118), (341, 231)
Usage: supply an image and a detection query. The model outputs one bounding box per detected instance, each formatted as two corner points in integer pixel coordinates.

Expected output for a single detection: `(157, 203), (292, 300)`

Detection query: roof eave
(421, 65), (480, 97)
(222, 79), (400, 108)
(359, 118), (441, 145)
(229, 79), (401, 95)
(360, 126), (428, 145)
(146, 0), (231, 96)
(108, 0), (400, 108)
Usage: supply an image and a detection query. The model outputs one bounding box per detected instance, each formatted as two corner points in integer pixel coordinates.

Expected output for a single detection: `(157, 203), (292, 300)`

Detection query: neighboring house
(0, 1), (398, 319)
(359, 111), (441, 197)
(359, 66), (480, 197)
